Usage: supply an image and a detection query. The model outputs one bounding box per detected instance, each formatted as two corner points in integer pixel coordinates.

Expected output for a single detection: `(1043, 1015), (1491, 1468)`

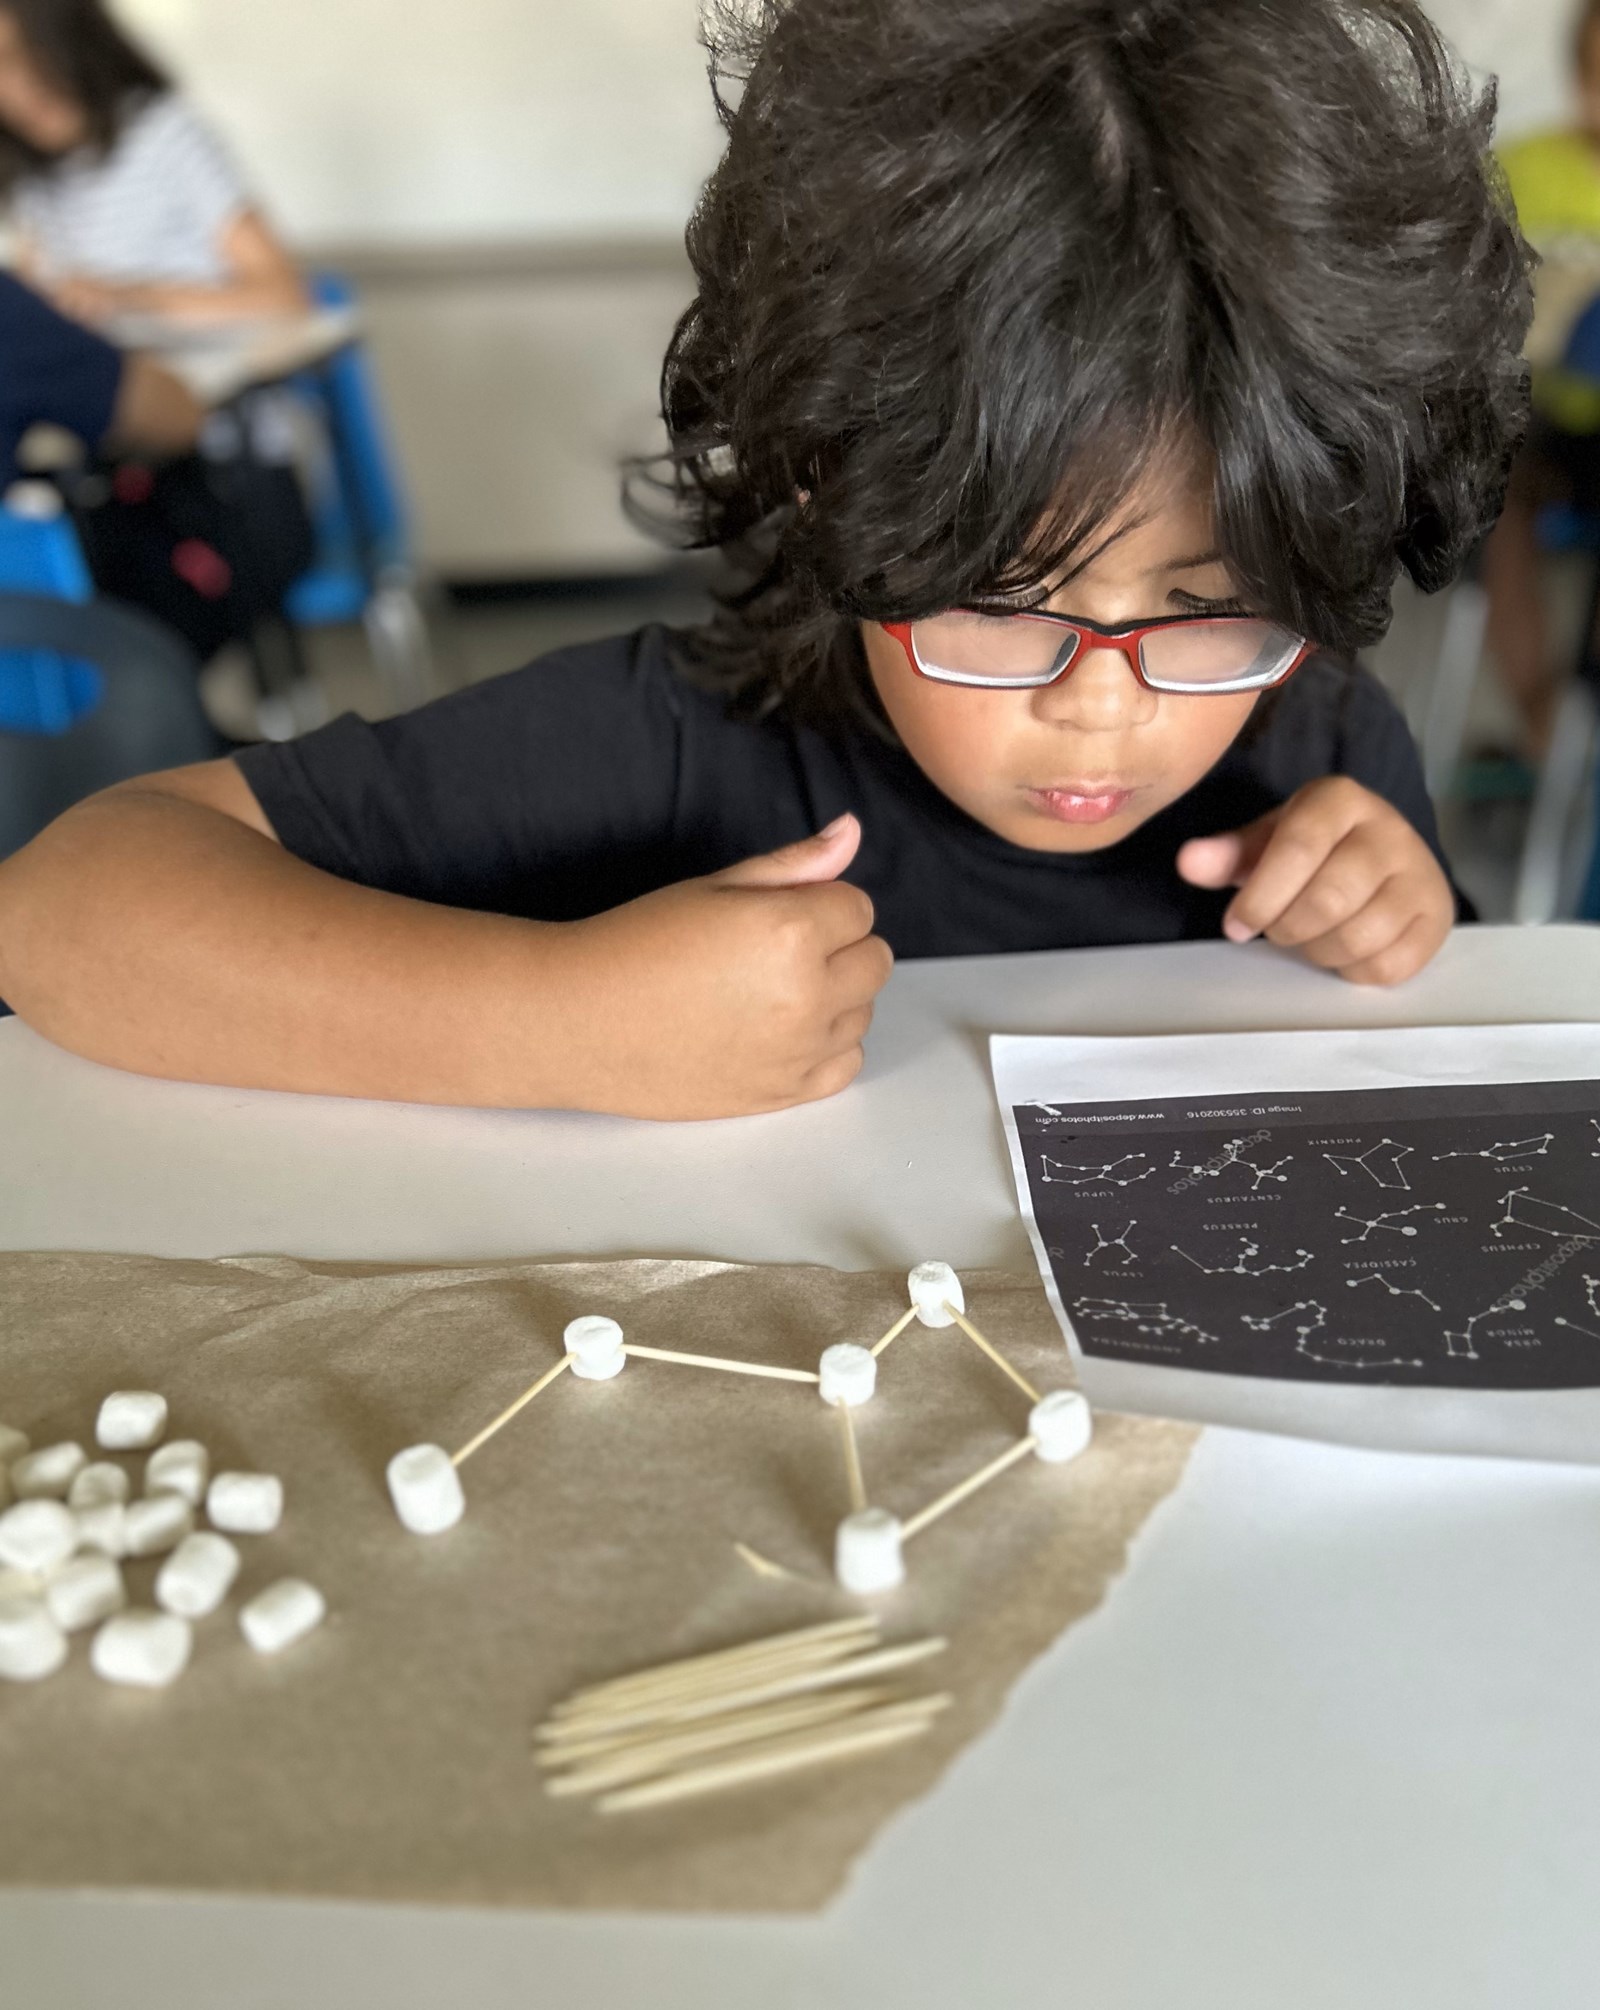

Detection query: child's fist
(1175, 777), (1454, 986)
(560, 814), (893, 1119)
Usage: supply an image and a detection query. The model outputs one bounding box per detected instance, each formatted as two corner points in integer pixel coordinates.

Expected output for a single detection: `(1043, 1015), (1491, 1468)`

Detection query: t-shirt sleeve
(0, 272), (122, 462)
(232, 631), (690, 921)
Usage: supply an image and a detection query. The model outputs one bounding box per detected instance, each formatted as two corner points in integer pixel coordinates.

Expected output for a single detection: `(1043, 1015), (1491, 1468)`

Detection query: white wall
(109, 0), (1593, 578)
(117, 0), (1585, 248)
(1429, 0), (1576, 137)
(118, 0), (723, 247)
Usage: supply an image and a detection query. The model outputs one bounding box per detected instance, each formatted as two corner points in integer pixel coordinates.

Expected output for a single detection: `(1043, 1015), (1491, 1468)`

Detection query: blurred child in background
(0, 0), (304, 324)
(0, 0), (313, 669)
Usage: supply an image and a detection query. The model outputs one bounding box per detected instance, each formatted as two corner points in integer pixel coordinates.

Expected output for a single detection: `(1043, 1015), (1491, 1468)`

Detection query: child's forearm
(0, 785), (585, 1108)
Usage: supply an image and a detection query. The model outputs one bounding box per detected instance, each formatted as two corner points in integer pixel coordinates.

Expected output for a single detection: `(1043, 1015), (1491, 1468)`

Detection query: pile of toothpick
(534, 1616), (950, 1814)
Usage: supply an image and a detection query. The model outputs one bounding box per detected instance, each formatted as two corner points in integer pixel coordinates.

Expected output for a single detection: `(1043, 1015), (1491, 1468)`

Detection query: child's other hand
(561, 813), (893, 1119)
(1174, 777), (1454, 986)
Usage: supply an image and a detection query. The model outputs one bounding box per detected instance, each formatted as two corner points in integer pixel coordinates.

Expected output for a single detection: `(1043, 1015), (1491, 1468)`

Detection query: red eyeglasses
(883, 609), (1313, 695)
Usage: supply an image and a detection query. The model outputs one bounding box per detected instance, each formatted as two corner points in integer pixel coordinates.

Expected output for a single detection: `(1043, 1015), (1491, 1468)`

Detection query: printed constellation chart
(1013, 1078), (1600, 1390)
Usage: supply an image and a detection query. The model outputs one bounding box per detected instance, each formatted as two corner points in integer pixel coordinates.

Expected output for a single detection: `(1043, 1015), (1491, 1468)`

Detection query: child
(0, 0), (305, 324)
(0, 0), (1532, 1121)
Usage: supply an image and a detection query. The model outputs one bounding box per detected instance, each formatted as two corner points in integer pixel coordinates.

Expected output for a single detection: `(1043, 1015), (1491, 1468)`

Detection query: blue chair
(0, 593), (215, 857)
(0, 487), (102, 735)
(285, 273), (437, 707)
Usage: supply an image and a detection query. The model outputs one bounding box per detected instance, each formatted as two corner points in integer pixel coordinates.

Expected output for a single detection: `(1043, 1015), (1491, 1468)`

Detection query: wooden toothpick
(450, 1354), (573, 1467)
(544, 1626), (881, 1730)
(837, 1401), (867, 1514)
(621, 1343), (820, 1384)
(944, 1305), (1042, 1403)
(869, 1305), (918, 1358)
(900, 1436), (1036, 1541)
(546, 1616), (878, 1718)
(594, 1697), (950, 1813)
(536, 1637), (947, 1744)
(541, 1685), (905, 1790)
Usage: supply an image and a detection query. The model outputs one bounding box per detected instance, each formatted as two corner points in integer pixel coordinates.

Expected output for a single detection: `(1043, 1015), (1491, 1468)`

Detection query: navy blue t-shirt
(0, 271), (123, 483)
(234, 625), (1457, 961)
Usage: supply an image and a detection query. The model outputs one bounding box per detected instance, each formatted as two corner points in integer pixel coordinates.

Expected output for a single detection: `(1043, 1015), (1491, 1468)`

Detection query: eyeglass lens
(909, 611), (1301, 688)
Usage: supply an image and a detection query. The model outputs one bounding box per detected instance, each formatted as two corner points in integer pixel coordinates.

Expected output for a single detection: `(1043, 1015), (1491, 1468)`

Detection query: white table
(6, 923), (1600, 2010)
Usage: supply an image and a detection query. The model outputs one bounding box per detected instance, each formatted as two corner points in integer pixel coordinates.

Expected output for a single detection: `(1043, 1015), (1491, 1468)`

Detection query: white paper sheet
(993, 1022), (1600, 1463)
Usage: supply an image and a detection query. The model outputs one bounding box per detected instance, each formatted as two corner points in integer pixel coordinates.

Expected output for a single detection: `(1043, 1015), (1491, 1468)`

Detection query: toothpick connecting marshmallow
(96, 1391), (168, 1451)
(834, 1507), (906, 1594)
(1028, 1390), (1093, 1464)
(386, 1443), (465, 1534)
(565, 1315), (626, 1382)
(907, 1262), (964, 1328)
(91, 1610), (192, 1688)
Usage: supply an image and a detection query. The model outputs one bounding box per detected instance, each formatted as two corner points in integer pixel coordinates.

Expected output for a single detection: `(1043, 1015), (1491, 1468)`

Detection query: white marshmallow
(565, 1314), (626, 1381)
(240, 1577), (325, 1654)
(0, 1594), (68, 1681)
(75, 1503), (128, 1559)
(0, 1422), (29, 1467)
(0, 1498), (77, 1573)
(0, 1565), (39, 1599)
(145, 1439), (209, 1506)
(69, 1461), (131, 1510)
(818, 1341), (878, 1407)
(44, 1552), (126, 1632)
(156, 1532), (240, 1619)
(91, 1610), (192, 1688)
(834, 1507), (906, 1594)
(386, 1443), (465, 1534)
(1029, 1389), (1094, 1465)
(908, 1261), (965, 1328)
(122, 1492), (194, 1557)
(10, 1441), (86, 1499)
(206, 1472), (283, 1534)
(95, 1390), (168, 1451)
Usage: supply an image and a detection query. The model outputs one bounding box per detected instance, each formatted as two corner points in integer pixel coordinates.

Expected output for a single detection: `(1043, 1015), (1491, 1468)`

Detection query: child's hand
(560, 814), (893, 1119)
(1174, 777), (1454, 986)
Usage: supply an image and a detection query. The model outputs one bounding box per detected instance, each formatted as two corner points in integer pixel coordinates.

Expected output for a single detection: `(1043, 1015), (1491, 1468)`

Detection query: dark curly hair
(0, 0), (167, 193)
(641, 0), (1533, 729)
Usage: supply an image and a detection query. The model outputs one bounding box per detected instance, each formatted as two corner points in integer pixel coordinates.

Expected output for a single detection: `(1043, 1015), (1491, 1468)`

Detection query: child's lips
(1025, 782), (1140, 825)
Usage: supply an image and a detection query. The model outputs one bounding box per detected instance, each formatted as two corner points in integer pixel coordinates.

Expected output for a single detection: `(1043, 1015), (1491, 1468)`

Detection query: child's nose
(1029, 645), (1157, 730)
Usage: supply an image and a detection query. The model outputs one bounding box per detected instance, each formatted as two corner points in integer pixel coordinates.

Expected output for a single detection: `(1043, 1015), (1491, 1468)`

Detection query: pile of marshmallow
(0, 1391), (324, 1687)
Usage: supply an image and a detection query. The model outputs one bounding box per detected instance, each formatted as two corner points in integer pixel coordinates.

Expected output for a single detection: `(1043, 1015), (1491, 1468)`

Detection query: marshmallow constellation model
(387, 1262), (1093, 1594)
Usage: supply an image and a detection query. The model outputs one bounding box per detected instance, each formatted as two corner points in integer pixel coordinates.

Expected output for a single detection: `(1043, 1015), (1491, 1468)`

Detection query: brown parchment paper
(0, 1252), (1195, 1913)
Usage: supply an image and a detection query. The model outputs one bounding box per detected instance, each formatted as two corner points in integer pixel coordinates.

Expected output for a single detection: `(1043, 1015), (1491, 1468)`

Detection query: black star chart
(1010, 1079), (1600, 1391)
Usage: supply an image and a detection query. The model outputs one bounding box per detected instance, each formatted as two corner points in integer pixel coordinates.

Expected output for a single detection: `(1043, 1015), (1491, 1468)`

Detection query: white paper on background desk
(993, 1022), (1600, 1464)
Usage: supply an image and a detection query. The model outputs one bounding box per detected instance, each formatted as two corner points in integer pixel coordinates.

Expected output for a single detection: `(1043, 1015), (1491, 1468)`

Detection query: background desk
(5, 924), (1600, 2010)
(115, 307), (362, 407)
